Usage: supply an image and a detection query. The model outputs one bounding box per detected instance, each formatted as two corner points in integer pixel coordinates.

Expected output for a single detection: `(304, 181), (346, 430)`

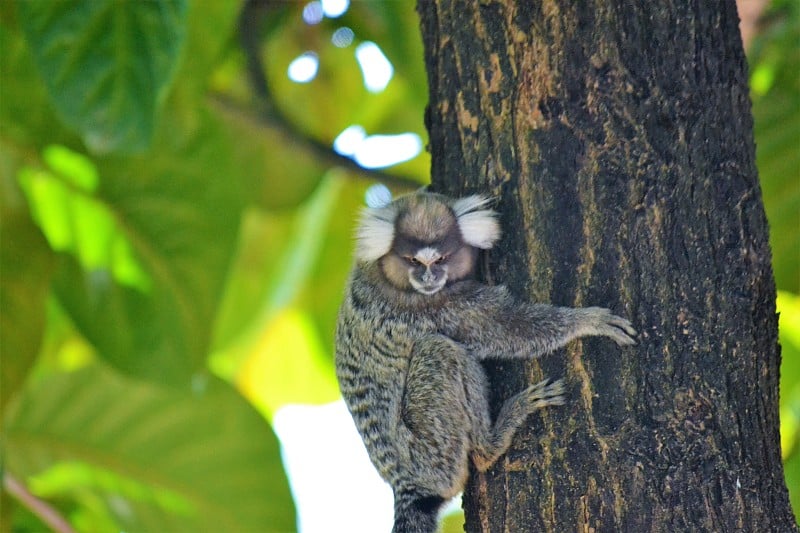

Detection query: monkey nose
(422, 269), (435, 283)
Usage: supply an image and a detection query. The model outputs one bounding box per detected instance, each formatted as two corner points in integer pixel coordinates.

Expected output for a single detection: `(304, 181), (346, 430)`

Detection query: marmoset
(335, 191), (637, 533)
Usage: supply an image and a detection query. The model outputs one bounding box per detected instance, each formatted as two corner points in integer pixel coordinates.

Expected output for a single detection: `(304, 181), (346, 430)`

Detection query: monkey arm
(438, 284), (637, 359)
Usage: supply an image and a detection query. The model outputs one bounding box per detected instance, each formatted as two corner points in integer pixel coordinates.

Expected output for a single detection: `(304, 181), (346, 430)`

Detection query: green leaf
(35, 104), (245, 384)
(0, 211), (53, 415)
(3, 364), (296, 532)
(13, 137), (242, 385)
(301, 178), (371, 355)
(17, 0), (188, 154)
(211, 173), (347, 405)
(213, 173), (345, 355)
(17, 149), (151, 291)
(0, 3), (77, 149)
(785, 450), (800, 523)
(181, 0), (239, 89)
(236, 308), (340, 419)
(754, 92), (800, 293)
(207, 98), (327, 210)
(440, 508), (466, 533)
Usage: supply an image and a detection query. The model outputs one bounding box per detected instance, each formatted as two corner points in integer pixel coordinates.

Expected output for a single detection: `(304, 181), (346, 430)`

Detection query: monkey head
(355, 192), (501, 294)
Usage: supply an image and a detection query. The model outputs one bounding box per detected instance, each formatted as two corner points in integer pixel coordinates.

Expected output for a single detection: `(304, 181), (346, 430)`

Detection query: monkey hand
(578, 307), (638, 346)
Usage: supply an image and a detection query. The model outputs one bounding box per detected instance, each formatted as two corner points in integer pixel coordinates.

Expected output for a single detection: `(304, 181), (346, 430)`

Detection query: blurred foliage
(0, 0), (797, 531)
(779, 291), (800, 512)
(749, 0), (800, 514)
(5, 364), (294, 532)
(750, 0), (800, 295)
(1, 0), (426, 531)
(17, 1), (189, 154)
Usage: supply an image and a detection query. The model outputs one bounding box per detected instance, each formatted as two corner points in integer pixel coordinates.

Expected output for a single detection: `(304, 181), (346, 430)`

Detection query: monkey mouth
(410, 277), (446, 295)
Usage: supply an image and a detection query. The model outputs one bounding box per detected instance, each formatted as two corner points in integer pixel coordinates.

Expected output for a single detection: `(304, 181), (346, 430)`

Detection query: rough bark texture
(417, 1), (796, 531)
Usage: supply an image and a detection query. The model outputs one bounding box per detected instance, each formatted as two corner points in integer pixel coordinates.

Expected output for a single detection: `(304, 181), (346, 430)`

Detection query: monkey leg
(470, 378), (565, 472)
(399, 334), (473, 499)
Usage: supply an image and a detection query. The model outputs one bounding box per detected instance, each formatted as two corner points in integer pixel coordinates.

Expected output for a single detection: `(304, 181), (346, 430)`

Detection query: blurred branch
(207, 93), (421, 191)
(3, 473), (76, 533)
(237, 0), (421, 192)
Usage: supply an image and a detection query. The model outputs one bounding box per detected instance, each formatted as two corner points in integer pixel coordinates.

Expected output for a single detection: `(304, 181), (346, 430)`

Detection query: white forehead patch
(415, 247), (441, 263)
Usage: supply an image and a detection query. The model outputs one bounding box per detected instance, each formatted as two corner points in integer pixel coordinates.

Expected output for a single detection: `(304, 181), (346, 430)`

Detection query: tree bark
(417, 1), (796, 531)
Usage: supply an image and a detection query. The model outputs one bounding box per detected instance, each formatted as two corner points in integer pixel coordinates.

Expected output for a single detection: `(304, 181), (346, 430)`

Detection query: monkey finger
(605, 326), (638, 346)
(526, 378), (566, 404)
(606, 315), (638, 337)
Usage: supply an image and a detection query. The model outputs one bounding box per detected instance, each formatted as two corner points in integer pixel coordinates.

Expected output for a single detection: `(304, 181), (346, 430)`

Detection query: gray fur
(335, 192), (637, 533)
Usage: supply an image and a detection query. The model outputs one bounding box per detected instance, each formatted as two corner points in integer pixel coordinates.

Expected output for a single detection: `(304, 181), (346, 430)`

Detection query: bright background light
(334, 126), (423, 169)
(365, 183), (392, 208)
(321, 0), (349, 18)
(355, 42), (394, 93)
(288, 52), (319, 83)
(331, 27), (355, 48)
(302, 1), (324, 25)
(273, 401), (394, 533)
(332, 125), (367, 156)
(354, 133), (422, 169)
(274, 401), (462, 533)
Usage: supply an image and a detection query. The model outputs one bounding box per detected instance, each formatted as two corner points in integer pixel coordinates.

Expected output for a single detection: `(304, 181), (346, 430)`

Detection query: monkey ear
(452, 195), (501, 249)
(355, 204), (398, 262)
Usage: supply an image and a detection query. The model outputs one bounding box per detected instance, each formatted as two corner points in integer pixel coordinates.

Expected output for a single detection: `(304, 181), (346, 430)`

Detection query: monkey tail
(392, 492), (444, 533)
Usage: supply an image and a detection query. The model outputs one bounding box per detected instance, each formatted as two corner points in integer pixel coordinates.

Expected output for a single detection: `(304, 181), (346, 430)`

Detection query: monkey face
(381, 244), (478, 295)
(406, 247), (448, 295)
(357, 192), (500, 295)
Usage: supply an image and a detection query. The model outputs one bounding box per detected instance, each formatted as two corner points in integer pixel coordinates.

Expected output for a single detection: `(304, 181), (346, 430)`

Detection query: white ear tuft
(452, 195), (500, 249)
(452, 195), (493, 217)
(355, 204), (398, 262)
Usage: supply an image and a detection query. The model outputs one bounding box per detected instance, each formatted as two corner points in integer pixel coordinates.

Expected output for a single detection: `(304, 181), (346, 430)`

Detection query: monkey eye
(405, 256), (420, 265)
(434, 256), (447, 264)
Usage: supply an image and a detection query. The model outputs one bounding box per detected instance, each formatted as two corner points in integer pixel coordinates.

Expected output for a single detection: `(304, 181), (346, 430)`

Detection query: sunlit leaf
(747, 2), (800, 512)
(754, 99), (800, 293)
(237, 308), (339, 419)
(212, 172), (345, 363)
(42, 145), (98, 192)
(300, 178), (370, 354)
(212, 174), (350, 414)
(750, 62), (777, 95)
(785, 451), (800, 523)
(40, 101), (245, 385)
(779, 291), (800, 455)
(17, 151), (151, 291)
(441, 508), (466, 533)
(4, 364), (296, 532)
(18, 0), (188, 154)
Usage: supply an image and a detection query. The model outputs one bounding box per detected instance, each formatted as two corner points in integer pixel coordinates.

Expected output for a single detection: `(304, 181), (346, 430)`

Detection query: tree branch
(237, 0), (422, 192)
(207, 93), (422, 191)
(3, 473), (76, 533)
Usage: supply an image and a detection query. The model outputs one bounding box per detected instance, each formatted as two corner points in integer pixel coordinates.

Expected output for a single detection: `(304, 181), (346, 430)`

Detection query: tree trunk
(417, 1), (796, 531)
